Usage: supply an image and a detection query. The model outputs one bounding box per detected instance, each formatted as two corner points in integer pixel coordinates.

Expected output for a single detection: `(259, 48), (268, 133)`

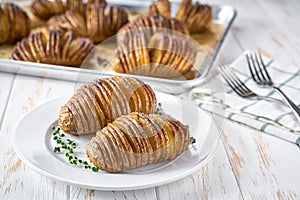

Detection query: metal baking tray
(0, 0), (237, 94)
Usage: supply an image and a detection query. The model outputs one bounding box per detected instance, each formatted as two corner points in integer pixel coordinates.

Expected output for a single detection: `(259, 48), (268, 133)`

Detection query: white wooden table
(1, 0), (300, 199)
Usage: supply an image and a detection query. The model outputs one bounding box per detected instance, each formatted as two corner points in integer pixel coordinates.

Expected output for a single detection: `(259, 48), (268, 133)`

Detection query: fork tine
(219, 65), (244, 96)
(256, 52), (273, 83)
(220, 65), (256, 97)
(247, 53), (260, 83)
(253, 52), (269, 83)
(247, 52), (267, 85)
(222, 65), (253, 94)
(250, 52), (264, 83)
(246, 54), (258, 83)
(219, 66), (243, 96)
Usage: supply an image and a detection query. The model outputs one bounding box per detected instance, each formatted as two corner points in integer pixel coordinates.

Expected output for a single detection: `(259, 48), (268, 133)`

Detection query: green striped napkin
(190, 52), (300, 145)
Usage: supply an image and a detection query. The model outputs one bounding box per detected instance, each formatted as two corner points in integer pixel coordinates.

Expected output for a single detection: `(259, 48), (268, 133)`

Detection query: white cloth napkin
(190, 51), (300, 145)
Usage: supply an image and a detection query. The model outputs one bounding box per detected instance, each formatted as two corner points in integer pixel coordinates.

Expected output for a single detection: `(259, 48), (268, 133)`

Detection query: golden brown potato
(30, 0), (106, 20)
(11, 30), (94, 67)
(58, 76), (157, 135)
(118, 14), (188, 38)
(147, 0), (171, 18)
(47, 4), (128, 43)
(110, 32), (198, 78)
(0, 3), (31, 44)
(175, 0), (213, 33)
(86, 112), (190, 172)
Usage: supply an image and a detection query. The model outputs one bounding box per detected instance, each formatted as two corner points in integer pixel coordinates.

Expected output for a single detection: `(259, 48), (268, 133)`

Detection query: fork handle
(273, 87), (300, 122)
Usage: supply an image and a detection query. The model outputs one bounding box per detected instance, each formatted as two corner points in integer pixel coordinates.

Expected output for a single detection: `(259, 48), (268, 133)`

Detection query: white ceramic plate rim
(13, 93), (220, 191)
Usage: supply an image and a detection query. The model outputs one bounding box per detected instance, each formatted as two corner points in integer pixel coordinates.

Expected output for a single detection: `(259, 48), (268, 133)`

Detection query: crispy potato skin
(58, 76), (157, 135)
(175, 0), (213, 33)
(86, 112), (190, 172)
(0, 3), (31, 44)
(11, 30), (94, 67)
(147, 0), (171, 18)
(110, 32), (197, 78)
(47, 4), (128, 43)
(30, 0), (106, 20)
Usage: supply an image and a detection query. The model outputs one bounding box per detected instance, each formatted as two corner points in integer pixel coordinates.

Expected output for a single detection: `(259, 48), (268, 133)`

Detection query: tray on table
(0, 0), (237, 93)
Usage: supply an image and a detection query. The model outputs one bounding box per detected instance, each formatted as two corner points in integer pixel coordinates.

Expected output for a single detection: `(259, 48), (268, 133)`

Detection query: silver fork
(219, 65), (284, 104)
(246, 51), (300, 122)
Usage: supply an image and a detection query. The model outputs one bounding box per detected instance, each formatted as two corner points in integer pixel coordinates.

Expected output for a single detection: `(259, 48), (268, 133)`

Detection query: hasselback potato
(11, 30), (94, 67)
(0, 3), (31, 44)
(58, 76), (157, 135)
(110, 32), (198, 78)
(47, 4), (128, 43)
(117, 14), (189, 44)
(30, 0), (106, 20)
(86, 112), (190, 172)
(147, 0), (171, 18)
(175, 0), (213, 33)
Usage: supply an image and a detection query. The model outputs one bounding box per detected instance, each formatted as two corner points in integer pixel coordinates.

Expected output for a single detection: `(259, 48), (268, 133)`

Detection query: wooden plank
(204, 1), (300, 198)
(0, 72), (15, 130)
(235, 0), (299, 65)
(256, 0), (300, 55)
(156, 140), (243, 200)
(69, 188), (157, 200)
(199, 1), (300, 199)
(221, 120), (300, 199)
(0, 75), (75, 200)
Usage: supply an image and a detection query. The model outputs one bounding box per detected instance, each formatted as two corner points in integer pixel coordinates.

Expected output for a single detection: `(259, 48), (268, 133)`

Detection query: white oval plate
(13, 91), (220, 191)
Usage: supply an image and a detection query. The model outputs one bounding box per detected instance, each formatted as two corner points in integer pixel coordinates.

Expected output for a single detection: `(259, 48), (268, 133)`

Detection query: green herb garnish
(51, 126), (99, 172)
(190, 136), (196, 144)
(155, 102), (163, 115)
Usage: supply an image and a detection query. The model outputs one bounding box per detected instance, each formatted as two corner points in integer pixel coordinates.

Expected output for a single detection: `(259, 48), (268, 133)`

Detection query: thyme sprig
(155, 102), (163, 115)
(52, 126), (99, 172)
(190, 136), (196, 144)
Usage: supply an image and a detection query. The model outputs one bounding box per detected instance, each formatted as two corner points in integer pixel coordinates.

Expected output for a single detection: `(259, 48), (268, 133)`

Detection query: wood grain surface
(1, 0), (300, 199)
